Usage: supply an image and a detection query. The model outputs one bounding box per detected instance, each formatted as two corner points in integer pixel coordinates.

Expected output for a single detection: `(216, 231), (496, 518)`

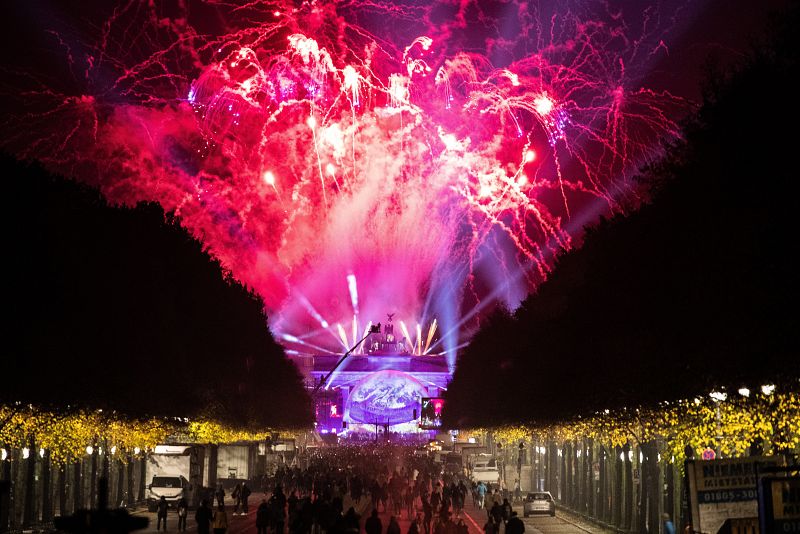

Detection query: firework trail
(0, 0), (691, 361)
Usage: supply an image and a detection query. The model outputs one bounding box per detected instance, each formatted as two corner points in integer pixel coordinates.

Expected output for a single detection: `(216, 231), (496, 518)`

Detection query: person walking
(343, 507), (360, 534)
(212, 504), (229, 534)
(157, 496), (169, 532)
(215, 484), (226, 507)
(365, 509), (383, 534)
(232, 483), (242, 515)
(408, 513), (423, 534)
(476, 482), (486, 509)
(430, 489), (441, 515)
(195, 499), (212, 534)
(505, 512), (524, 534)
(256, 499), (270, 534)
(489, 501), (502, 526)
(271, 490), (286, 534)
(241, 482), (252, 514)
(500, 499), (512, 526)
(422, 496), (432, 534)
(482, 516), (497, 534)
(662, 513), (676, 534)
(177, 497), (189, 532)
(379, 483), (389, 515)
(404, 485), (414, 519)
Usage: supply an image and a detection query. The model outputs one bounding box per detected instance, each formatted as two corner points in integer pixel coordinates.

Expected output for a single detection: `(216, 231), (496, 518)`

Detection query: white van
(147, 475), (192, 511)
(470, 466), (500, 484)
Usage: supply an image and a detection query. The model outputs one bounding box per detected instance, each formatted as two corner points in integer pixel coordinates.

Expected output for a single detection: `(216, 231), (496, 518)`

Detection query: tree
(2, 156), (312, 428)
(445, 5), (800, 428)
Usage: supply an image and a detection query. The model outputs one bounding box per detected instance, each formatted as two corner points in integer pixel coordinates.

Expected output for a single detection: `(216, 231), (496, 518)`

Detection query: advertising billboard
(687, 456), (781, 533)
(420, 397), (445, 429)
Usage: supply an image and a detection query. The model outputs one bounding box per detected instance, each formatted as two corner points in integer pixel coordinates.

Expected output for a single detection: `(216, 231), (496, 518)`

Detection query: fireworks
(1, 0), (691, 364)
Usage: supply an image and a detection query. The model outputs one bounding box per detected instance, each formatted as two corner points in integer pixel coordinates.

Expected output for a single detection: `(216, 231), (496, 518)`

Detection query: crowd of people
(181, 445), (525, 534)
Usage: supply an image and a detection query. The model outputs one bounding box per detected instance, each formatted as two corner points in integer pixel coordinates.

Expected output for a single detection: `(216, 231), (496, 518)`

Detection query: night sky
(1, 0), (795, 422)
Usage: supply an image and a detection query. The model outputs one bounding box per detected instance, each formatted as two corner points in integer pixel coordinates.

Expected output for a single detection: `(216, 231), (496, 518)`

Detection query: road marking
(461, 507), (484, 534)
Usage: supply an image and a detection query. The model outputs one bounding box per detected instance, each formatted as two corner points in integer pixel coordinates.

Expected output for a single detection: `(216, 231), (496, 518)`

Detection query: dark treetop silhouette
(3, 156), (312, 428)
(444, 5), (800, 428)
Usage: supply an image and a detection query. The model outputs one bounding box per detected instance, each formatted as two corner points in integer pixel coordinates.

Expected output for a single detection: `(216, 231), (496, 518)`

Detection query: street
(128, 485), (612, 534)
(129, 494), (267, 534)
(458, 500), (614, 534)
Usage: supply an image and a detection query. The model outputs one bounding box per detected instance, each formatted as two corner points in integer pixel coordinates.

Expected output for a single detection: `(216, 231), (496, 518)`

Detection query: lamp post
(709, 391), (726, 456)
(497, 441), (505, 488)
(517, 441), (524, 497)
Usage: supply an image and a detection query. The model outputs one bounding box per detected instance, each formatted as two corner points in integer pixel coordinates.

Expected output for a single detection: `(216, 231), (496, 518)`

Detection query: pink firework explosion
(1, 0), (691, 363)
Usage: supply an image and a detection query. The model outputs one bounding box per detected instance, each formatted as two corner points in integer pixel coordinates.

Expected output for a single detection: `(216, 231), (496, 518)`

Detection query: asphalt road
(130, 494), (268, 534)
(130, 494), (610, 534)
(459, 501), (615, 534)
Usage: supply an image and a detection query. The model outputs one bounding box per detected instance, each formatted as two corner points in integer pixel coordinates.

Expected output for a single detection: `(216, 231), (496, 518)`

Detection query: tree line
(2, 156), (311, 429)
(445, 5), (800, 428)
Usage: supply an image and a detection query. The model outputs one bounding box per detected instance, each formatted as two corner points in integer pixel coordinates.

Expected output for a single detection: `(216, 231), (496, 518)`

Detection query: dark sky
(641, 0), (791, 100)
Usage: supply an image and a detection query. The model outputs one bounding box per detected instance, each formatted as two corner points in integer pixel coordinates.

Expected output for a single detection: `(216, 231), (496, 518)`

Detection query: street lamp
(709, 391), (727, 402)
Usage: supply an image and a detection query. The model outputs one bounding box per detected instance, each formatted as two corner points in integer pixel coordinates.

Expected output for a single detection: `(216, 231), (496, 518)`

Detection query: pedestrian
(256, 499), (269, 534)
(212, 504), (229, 534)
(433, 516), (446, 534)
(476, 482), (486, 509)
(241, 482), (252, 514)
(506, 512), (524, 534)
(489, 501), (502, 526)
(482, 517), (497, 534)
(387, 516), (401, 534)
(195, 499), (213, 534)
(157, 496), (169, 532)
(343, 507), (360, 534)
(365, 509), (383, 534)
(271, 490), (286, 534)
(455, 519), (468, 534)
(379, 483), (389, 514)
(177, 497), (189, 532)
(409, 513), (423, 534)
(232, 482), (242, 515)
(288, 490), (299, 527)
(662, 513), (676, 534)
(501, 498), (512, 525)
(430, 489), (441, 514)
(513, 480), (521, 504)
(404, 485), (414, 519)
(215, 484), (226, 507)
(422, 496), (432, 534)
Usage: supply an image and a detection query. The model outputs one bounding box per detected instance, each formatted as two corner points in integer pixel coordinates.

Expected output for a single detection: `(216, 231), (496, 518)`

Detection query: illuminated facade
(289, 318), (450, 434)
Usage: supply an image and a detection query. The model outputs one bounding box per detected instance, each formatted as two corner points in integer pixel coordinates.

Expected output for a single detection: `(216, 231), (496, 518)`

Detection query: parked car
(523, 492), (555, 517)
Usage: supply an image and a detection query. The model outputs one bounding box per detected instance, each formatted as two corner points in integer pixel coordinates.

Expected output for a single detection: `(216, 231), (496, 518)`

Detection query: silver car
(523, 491), (556, 517)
